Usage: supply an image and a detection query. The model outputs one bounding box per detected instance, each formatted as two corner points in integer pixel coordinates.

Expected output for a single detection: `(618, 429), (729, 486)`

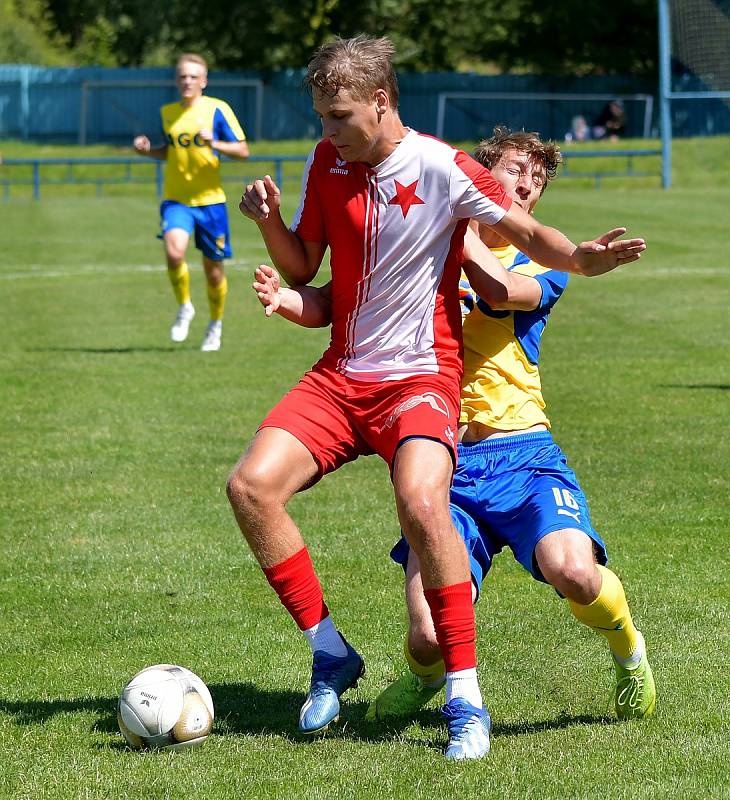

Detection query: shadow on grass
(659, 383), (730, 391)
(211, 683), (615, 748)
(0, 684), (614, 751)
(492, 712), (615, 738)
(27, 346), (181, 354)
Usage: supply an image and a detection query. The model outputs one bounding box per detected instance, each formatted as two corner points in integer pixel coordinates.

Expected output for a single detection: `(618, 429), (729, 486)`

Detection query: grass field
(1, 145), (729, 799)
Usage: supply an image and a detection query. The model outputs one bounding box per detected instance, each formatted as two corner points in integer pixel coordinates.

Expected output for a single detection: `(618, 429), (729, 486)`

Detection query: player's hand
(133, 135), (151, 154)
(198, 128), (214, 146)
(573, 228), (646, 276)
(252, 264), (282, 317)
(239, 175), (281, 222)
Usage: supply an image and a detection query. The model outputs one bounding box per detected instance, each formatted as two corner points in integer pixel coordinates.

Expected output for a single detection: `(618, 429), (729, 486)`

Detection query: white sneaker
(171, 303), (195, 342)
(201, 320), (222, 352)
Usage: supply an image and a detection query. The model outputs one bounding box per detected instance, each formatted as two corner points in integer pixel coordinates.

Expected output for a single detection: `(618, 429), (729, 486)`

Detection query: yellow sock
(404, 637), (446, 686)
(568, 564), (640, 659)
(168, 262), (191, 305)
(207, 275), (228, 321)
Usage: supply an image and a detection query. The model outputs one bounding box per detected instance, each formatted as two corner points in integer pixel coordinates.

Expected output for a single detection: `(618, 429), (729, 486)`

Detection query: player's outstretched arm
(239, 175), (325, 285)
(492, 203), (645, 277)
(462, 226), (542, 311)
(252, 265), (331, 328)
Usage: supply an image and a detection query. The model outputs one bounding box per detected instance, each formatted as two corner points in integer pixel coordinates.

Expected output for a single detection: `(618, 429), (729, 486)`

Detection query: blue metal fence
(0, 150), (662, 201)
(0, 64), (667, 144)
(0, 154), (308, 200)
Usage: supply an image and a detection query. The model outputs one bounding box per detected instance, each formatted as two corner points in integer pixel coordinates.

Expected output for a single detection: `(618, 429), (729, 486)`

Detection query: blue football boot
(442, 698), (491, 760)
(299, 635), (365, 734)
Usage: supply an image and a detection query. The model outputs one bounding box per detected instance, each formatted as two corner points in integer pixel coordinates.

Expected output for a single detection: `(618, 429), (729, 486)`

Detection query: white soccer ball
(117, 664), (214, 751)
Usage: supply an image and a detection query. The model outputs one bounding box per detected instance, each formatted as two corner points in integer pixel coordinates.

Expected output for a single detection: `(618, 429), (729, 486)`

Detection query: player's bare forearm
(462, 227), (541, 311)
(253, 265), (331, 327)
(492, 205), (645, 277)
(240, 176), (322, 284)
(136, 145), (167, 161)
(493, 208), (580, 273)
(278, 286), (331, 328)
(212, 140), (249, 160)
(257, 221), (321, 285)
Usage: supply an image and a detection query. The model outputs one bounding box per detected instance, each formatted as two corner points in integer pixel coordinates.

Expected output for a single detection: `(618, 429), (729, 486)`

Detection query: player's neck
(365, 117), (409, 167)
(180, 94), (203, 109)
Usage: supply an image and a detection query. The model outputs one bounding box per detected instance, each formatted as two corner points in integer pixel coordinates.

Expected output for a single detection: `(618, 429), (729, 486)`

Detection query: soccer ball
(117, 664), (214, 751)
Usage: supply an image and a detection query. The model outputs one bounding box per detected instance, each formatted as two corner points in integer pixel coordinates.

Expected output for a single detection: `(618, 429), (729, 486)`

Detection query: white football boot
(170, 303), (195, 342)
(200, 320), (222, 352)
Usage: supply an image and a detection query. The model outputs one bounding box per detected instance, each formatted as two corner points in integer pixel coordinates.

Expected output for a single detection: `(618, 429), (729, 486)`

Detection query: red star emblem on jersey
(388, 179), (425, 219)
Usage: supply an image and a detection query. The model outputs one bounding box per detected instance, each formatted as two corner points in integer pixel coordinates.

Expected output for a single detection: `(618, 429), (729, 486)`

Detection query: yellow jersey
(459, 244), (569, 431)
(161, 96), (245, 206)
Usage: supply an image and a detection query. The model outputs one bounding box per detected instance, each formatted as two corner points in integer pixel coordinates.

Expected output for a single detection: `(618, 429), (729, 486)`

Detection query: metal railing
(0, 155), (308, 200)
(0, 149), (661, 200)
(560, 148), (661, 188)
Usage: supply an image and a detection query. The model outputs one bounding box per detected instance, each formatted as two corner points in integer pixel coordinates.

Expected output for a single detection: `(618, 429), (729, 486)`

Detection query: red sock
(423, 581), (476, 673)
(263, 547), (329, 631)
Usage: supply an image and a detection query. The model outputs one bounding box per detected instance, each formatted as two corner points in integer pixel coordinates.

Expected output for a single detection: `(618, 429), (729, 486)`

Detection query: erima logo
(330, 157), (349, 175)
(382, 392), (450, 430)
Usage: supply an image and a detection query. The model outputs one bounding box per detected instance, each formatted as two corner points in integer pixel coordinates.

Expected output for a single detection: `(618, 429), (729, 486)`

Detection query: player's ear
(374, 88), (389, 115)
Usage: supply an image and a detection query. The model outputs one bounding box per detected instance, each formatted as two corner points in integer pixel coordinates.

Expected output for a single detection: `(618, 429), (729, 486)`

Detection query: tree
(37, 0), (658, 75)
(0, 0), (70, 65)
(474, 0), (657, 76)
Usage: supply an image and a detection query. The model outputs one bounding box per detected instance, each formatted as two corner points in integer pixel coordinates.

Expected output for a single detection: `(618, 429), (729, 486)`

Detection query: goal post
(435, 92), (655, 143)
(78, 79), (264, 145)
(658, 0), (730, 188)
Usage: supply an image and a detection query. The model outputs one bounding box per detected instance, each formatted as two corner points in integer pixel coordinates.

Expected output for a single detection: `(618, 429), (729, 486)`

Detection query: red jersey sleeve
(291, 143), (327, 243)
(450, 150), (512, 225)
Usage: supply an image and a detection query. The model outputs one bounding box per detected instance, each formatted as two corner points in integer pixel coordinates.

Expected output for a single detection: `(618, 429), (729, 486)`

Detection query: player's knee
(165, 244), (186, 265)
(549, 555), (599, 603)
(397, 478), (445, 527)
(226, 463), (277, 517)
(399, 494), (445, 549)
(409, 626), (440, 664)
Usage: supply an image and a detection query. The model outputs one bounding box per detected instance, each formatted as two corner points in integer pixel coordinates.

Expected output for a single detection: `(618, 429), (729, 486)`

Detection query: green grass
(0, 156), (729, 798)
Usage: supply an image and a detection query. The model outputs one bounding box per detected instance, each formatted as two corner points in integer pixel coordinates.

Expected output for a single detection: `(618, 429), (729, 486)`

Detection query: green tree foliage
(0, 0), (70, 65)
(34, 0), (658, 76)
(479, 0), (658, 76)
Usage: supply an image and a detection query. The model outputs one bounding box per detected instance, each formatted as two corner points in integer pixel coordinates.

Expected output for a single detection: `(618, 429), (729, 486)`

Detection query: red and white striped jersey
(292, 130), (512, 382)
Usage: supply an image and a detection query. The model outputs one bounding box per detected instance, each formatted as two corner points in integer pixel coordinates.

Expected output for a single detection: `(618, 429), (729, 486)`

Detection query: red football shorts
(259, 361), (460, 478)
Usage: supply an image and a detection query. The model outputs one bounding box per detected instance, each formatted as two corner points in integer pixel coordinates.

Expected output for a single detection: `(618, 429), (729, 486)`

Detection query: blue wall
(0, 64), (725, 143)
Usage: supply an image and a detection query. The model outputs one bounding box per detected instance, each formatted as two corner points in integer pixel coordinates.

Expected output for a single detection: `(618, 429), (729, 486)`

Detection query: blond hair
(304, 35), (399, 107)
(474, 125), (562, 187)
(176, 53), (208, 74)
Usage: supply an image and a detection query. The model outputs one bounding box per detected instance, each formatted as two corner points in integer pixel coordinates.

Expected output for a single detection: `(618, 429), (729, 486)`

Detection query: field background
(0, 138), (728, 799)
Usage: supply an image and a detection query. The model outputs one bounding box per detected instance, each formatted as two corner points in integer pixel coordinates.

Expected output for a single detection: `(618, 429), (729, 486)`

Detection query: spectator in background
(592, 99), (626, 141)
(565, 115), (590, 142)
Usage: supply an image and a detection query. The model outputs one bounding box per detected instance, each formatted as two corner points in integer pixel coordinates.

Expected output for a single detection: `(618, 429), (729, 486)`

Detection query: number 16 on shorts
(552, 487), (582, 524)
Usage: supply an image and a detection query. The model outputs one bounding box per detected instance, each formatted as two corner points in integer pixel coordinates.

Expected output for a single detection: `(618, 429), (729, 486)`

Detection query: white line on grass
(0, 259), (255, 280)
(1, 263), (726, 281)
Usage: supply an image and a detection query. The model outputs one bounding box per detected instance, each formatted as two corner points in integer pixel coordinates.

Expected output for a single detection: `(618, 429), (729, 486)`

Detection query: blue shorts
(390, 431), (608, 598)
(159, 200), (232, 260)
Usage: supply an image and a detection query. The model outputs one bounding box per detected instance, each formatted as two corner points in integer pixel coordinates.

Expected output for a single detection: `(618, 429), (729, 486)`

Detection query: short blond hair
(474, 125), (562, 187)
(176, 53), (208, 74)
(304, 35), (399, 107)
